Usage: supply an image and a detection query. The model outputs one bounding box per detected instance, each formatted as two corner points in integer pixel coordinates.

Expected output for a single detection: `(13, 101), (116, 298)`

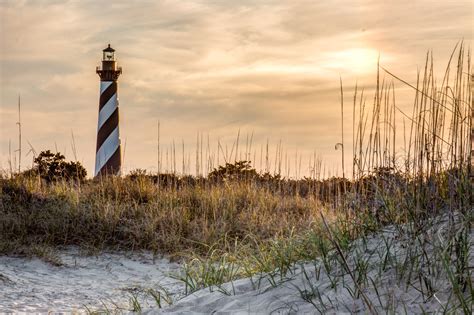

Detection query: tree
(208, 160), (258, 181)
(33, 150), (87, 182)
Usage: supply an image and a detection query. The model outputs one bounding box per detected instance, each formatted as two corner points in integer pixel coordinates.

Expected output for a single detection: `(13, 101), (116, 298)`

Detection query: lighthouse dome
(103, 44), (115, 52)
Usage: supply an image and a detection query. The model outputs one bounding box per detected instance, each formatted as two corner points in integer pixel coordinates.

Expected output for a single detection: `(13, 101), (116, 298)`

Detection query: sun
(324, 48), (381, 74)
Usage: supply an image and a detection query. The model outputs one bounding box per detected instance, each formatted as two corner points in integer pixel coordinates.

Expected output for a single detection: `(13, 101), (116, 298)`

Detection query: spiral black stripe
(99, 82), (117, 110)
(97, 146), (121, 176)
(96, 108), (119, 151)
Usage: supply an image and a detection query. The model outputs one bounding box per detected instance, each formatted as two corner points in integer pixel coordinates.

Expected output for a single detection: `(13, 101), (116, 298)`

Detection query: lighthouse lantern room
(103, 44), (115, 61)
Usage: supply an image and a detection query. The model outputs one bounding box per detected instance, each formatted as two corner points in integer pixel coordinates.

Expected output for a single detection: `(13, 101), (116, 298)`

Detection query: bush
(31, 150), (87, 182)
(208, 160), (258, 182)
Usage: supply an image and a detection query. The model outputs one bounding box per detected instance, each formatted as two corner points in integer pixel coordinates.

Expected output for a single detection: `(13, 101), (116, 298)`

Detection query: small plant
(129, 293), (142, 312)
(147, 287), (173, 308)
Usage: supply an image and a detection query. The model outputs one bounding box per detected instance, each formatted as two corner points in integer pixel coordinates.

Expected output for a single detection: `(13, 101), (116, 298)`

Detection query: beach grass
(0, 44), (472, 313)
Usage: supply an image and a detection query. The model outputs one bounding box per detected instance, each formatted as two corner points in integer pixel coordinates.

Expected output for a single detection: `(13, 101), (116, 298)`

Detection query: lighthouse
(95, 44), (122, 176)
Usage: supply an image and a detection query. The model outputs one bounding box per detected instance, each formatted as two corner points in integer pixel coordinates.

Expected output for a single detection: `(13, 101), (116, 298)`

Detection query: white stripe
(98, 93), (117, 129)
(100, 81), (113, 94)
(95, 127), (120, 176)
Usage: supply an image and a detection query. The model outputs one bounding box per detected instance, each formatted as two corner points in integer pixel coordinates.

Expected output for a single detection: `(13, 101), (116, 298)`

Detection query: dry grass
(0, 176), (332, 257)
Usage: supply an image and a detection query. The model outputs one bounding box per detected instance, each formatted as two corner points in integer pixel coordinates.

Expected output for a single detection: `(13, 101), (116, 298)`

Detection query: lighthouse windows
(103, 51), (114, 61)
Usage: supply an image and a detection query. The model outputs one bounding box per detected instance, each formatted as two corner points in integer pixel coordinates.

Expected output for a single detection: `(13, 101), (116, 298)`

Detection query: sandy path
(0, 249), (183, 313)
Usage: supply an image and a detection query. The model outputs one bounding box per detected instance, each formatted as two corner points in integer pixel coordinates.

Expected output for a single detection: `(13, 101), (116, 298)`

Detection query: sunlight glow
(323, 48), (381, 74)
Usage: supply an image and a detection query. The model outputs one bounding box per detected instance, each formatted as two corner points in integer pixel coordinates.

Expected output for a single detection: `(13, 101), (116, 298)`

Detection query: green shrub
(25, 150), (87, 182)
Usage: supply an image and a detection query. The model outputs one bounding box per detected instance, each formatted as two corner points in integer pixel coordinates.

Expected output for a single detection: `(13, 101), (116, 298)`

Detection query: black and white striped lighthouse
(95, 44), (122, 177)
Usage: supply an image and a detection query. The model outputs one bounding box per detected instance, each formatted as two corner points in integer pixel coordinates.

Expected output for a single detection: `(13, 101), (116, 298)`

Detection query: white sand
(0, 249), (183, 313)
(159, 217), (472, 314)
(1, 215), (471, 314)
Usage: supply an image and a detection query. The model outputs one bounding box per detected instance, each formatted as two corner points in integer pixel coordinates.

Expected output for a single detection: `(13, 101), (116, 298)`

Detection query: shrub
(31, 150), (87, 182)
(208, 160), (258, 182)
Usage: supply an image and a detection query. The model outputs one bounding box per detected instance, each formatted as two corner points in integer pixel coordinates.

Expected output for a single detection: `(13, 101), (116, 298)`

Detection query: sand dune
(159, 217), (472, 314)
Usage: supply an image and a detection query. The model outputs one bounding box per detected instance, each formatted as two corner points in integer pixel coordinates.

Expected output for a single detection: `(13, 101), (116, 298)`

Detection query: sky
(0, 0), (472, 178)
